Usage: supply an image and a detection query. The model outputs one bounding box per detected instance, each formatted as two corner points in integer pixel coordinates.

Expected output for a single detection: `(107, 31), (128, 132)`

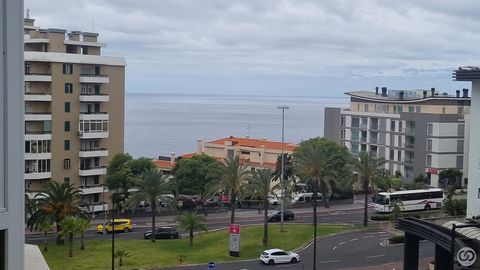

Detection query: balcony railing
(403, 128), (416, 134)
(404, 143), (415, 149)
(403, 158), (415, 164)
(360, 137), (367, 142)
(25, 130), (51, 135)
(360, 124), (368, 129)
(370, 137), (378, 144)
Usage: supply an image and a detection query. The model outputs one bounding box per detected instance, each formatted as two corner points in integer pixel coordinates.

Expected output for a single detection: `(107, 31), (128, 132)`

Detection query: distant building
(324, 87), (470, 186)
(1, 0), (25, 268)
(23, 18), (126, 213)
(155, 136), (297, 172)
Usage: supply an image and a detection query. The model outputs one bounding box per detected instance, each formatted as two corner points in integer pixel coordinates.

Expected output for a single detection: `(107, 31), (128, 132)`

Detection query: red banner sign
(230, 224), (240, 234)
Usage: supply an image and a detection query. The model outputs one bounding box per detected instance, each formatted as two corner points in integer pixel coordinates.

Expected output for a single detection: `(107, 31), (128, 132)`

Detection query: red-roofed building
(154, 136), (297, 173)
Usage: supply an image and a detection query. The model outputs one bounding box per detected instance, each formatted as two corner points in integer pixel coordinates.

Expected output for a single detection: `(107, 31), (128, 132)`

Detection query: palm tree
(27, 181), (88, 245)
(214, 156), (250, 224)
(242, 169), (279, 246)
(114, 249), (130, 267)
(59, 216), (79, 257)
(351, 151), (386, 226)
(176, 211), (207, 247)
(25, 190), (38, 222)
(127, 168), (170, 242)
(76, 218), (90, 250)
(294, 142), (345, 270)
(38, 220), (53, 252)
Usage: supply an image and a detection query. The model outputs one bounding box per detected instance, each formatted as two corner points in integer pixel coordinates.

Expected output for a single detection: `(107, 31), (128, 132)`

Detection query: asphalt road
(154, 231), (434, 270)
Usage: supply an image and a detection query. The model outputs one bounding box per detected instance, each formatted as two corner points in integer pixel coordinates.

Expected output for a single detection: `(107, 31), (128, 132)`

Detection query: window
(456, 156), (463, 168)
(408, 106), (414, 113)
(442, 107), (446, 114)
(63, 63), (73, 74)
(458, 124), (465, 137)
(64, 121), (70, 132)
(64, 177), (70, 184)
(351, 143), (359, 154)
(390, 150), (394, 160)
(65, 83), (73, 93)
(64, 159), (70, 169)
(427, 124), (433, 136)
(351, 117), (359, 128)
(390, 121), (395, 132)
(364, 104), (368, 112)
(340, 116), (345, 127)
(457, 140), (464, 152)
(415, 106), (421, 113)
(351, 130), (359, 141)
(65, 102), (70, 112)
(64, 140), (70, 151)
(427, 139), (432, 151)
(426, 155), (432, 167)
(340, 129), (345, 139)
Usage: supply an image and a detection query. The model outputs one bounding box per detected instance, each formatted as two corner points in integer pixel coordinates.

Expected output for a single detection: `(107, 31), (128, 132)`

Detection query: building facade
(24, 18), (126, 213)
(0, 0), (25, 269)
(324, 87), (470, 186)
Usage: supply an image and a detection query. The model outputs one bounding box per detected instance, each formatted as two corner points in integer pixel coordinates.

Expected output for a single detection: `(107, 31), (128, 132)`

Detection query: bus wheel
(424, 204), (431, 211)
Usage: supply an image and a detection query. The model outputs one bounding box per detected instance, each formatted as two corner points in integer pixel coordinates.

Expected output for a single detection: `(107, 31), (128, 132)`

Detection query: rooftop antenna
(26, 8), (30, 19)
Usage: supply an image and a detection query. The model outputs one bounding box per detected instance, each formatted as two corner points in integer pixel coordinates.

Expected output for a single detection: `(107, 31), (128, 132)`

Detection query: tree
(413, 174), (429, 189)
(129, 157), (155, 177)
(106, 153), (135, 209)
(176, 211), (207, 247)
(351, 151), (386, 226)
(59, 216), (79, 257)
(25, 190), (38, 222)
(293, 137), (348, 269)
(439, 169), (463, 189)
(172, 154), (222, 196)
(76, 218), (90, 250)
(115, 249), (130, 267)
(27, 181), (88, 245)
(127, 168), (170, 242)
(38, 220), (53, 252)
(212, 156), (250, 224)
(242, 169), (279, 246)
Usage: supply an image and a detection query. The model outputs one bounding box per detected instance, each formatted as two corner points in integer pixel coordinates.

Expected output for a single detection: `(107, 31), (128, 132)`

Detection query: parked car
(260, 248), (300, 265)
(268, 196), (280, 206)
(267, 210), (295, 222)
(97, 219), (133, 233)
(143, 226), (180, 239)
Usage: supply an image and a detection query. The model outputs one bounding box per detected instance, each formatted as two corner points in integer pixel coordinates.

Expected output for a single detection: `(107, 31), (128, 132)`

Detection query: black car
(267, 210), (295, 222)
(144, 226), (180, 239)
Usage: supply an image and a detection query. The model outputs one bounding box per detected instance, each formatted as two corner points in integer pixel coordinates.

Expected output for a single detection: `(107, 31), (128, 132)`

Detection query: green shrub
(388, 235), (405, 244)
(444, 199), (467, 216)
(371, 214), (392, 221)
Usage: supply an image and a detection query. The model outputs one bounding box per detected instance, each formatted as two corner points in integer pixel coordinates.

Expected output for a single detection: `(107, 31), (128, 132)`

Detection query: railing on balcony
(25, 130), (52, 135)
(360, 137), (367, 142)
(404, 143), (415, 149)
(80, 147), (107, 152)
(403, 128), (416, 134)
(370, 124), (379, 131)
(370, 137), (378, 144)
(79, 165), (107, 171)
(403, 158), (415, 164)
(24, 72), (51, 76)
(360, 123), (368, 129)
(80, 73), (108, 77)
(80, 111), (108, 115)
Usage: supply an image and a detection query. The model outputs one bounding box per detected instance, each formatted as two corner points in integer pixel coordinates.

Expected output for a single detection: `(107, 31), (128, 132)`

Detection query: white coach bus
(373, 188), (444, 213)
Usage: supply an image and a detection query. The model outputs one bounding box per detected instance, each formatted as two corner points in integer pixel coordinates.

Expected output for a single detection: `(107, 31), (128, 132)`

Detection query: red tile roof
(208, 136), (296, 151)
(153, 160), (175, 169)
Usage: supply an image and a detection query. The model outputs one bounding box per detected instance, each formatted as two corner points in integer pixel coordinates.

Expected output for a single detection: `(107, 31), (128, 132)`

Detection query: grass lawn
(43, 224), (353, 270)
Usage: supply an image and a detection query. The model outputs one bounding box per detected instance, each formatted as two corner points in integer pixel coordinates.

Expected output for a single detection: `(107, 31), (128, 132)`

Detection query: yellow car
(97, 219), (133, 233)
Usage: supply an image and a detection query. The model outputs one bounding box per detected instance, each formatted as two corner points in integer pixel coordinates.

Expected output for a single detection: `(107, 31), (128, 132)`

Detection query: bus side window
(385, 198), (390, 205)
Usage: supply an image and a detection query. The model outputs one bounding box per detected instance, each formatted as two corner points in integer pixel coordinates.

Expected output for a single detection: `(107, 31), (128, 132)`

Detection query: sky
(24, 0), (477, 96)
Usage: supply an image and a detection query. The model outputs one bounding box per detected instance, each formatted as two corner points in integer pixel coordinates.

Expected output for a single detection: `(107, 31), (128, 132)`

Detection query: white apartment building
(0, 0), (25, 269)
(325, 87), (470, 187)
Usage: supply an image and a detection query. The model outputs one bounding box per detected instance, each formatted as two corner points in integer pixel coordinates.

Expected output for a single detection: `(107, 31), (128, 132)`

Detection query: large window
(25, 140), (51, 153)
(426, 155), (432, 167)
(427, 124), (433, 136)
(63, 63), (73, 75)
(79, 120), (109, 133)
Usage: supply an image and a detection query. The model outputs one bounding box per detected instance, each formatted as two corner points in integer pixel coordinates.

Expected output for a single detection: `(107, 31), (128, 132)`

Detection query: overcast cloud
(24, 0), (477, 96)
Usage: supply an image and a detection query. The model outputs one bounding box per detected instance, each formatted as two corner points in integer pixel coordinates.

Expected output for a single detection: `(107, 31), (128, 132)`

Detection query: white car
(260, 248), (300, 265)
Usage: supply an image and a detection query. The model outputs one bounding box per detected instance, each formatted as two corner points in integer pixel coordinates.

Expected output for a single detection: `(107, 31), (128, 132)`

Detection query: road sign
(229, 224), (240, 257)
(208, 261), (215, 268)
(457, 247), (476, 267)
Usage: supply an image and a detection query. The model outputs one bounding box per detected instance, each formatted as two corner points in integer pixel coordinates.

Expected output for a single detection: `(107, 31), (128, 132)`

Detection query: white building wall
(467, 80), (480, 218)
(0, 0), (25, 269)
(431, 122), (461, 136)
(430, 138), (460, 153)
(430, 154), (459, 168)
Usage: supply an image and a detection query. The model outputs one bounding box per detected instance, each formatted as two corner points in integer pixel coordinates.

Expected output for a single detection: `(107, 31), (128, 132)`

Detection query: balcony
(360, 123), (368, 129)
(25, 131), (51, 141)
(25, 93), (52, 102)
(79, 185), (105, 195)
(81, 203), (109, 214)
(360, 137), (367, 142)
(370, 137), (378, 144)
(79, 94), (109, 102)
(25, 112), (52, 121)
(403, 158), (415, 164)
(25, 171), (51, 180)
(25, 73), (52, 82)
(78, 130), (109, 139)
(79, 166), (107, 177)
(25, 152), (51, 160)
(79, 74), (109, 84)
(79, 148), (109, 158)
(403, 128), (416, 134)
(79, 112), (109, 121)
(404, 143), (415, 149)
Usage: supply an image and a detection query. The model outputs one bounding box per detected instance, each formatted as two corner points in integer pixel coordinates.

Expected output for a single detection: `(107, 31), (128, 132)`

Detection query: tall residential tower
(23, 18), (126, 213)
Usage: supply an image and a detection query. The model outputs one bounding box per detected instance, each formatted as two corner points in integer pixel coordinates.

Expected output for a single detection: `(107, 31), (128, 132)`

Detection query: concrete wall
(0, 0), (25, 269)
(324, 107), (341, 142)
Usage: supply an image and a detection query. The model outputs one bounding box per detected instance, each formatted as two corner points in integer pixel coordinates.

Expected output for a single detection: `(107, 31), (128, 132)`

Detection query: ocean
(124, 93), (348, 158)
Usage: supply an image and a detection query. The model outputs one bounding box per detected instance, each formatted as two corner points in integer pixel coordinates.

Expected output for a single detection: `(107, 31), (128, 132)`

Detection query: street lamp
(277, 105), (289, 233)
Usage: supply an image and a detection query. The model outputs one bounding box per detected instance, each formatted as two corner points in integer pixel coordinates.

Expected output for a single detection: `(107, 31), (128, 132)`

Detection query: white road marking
(333, 246), (337, 250)
(365, 254), (386, 259)
(339, 241), (346, 246)
(349, 238), (359, 242)
(321, 260), (341, 264)
(363, 235), (374, 239)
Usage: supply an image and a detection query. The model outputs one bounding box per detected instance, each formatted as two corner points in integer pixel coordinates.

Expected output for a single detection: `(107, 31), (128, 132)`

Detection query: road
(154, 231), (434, 270)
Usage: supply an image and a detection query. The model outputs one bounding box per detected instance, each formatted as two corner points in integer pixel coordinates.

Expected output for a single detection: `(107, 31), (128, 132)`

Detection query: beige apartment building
(23, 18), (126, 213)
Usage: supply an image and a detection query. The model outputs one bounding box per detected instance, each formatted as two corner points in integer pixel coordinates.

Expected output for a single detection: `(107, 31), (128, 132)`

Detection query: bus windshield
(374, 194), (388, 205)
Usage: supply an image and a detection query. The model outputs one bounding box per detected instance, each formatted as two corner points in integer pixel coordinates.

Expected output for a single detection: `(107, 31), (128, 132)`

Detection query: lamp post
(277, 105), (289, 233)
